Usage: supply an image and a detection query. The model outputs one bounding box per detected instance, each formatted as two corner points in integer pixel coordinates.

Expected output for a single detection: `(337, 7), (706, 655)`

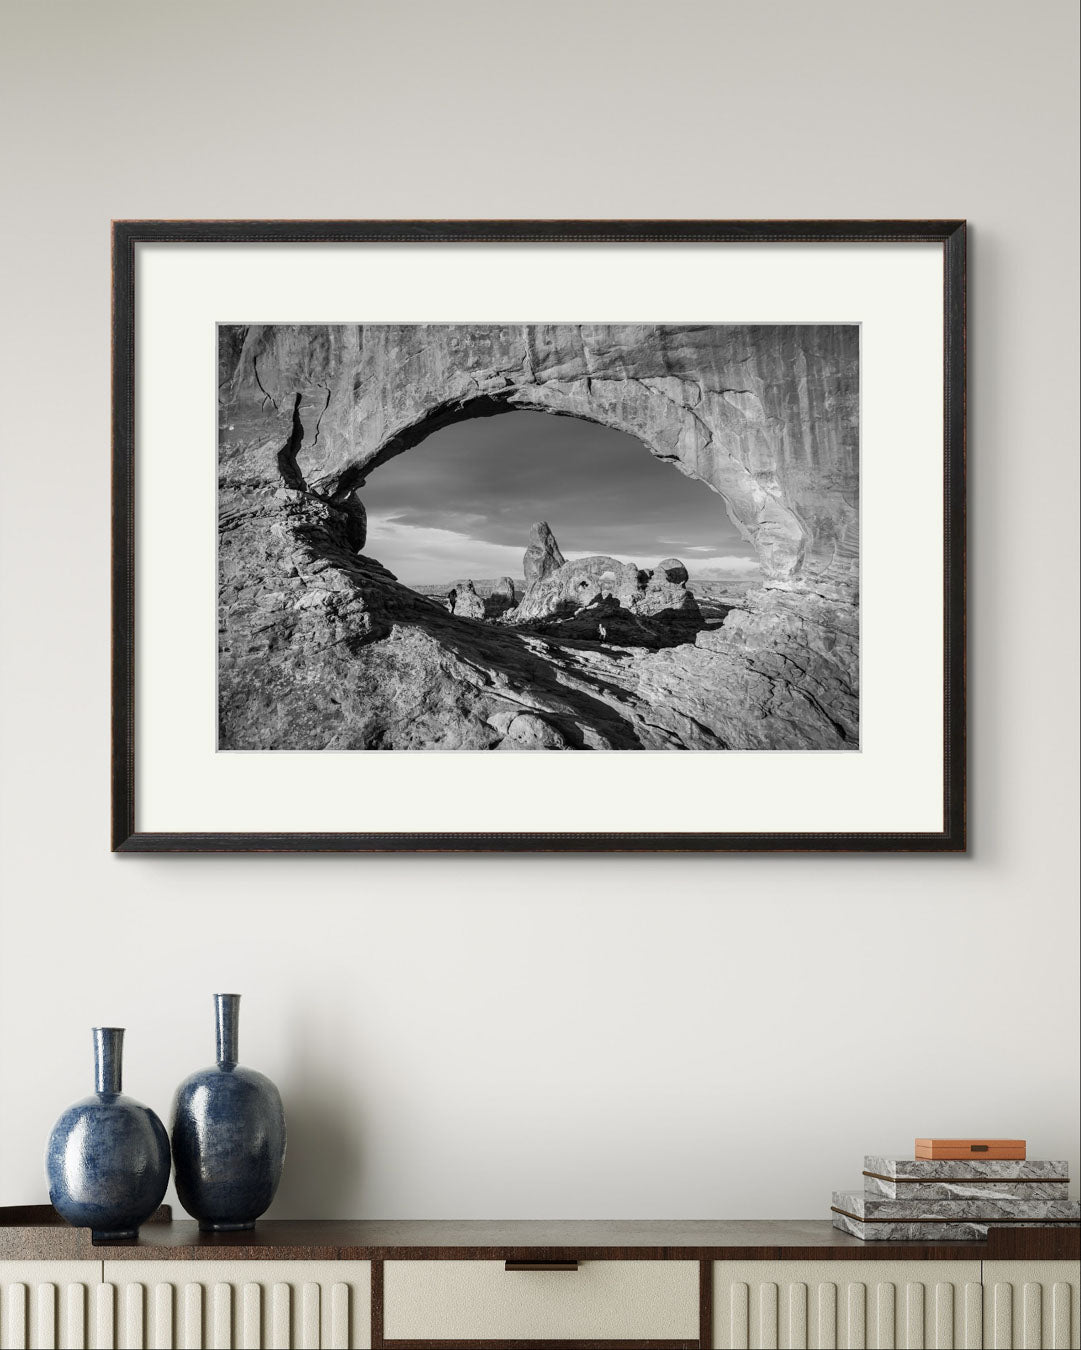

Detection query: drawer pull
(504, 1259), (579, 1271)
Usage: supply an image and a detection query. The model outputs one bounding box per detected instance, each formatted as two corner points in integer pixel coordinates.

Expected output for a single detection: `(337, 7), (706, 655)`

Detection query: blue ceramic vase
(171, 994), (286, 1231)
(45, 1028), (170, 1242)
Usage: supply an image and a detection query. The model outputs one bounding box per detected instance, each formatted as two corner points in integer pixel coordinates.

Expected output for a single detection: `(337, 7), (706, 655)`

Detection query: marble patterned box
(865, 1156), (1069, 1180)
(834, 1211), (995, 1241)
(831, 1211), (1060, 1242)
(863, 1155), (1071, 1200)
(832, 1189), (1080, 1241)
(834, 1190), (1080, 1224)
(863, 1175), (1070, 1200)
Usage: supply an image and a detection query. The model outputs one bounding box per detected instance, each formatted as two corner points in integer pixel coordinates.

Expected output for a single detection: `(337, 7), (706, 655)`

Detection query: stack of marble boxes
(832, 1156), (1079, 1240)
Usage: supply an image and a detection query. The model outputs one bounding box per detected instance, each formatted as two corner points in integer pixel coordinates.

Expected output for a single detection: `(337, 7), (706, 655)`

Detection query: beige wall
(0, 1), (1077, 1218)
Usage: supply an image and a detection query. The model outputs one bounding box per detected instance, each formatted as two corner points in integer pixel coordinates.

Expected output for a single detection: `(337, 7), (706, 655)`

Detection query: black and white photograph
(218, 323), (859, 752)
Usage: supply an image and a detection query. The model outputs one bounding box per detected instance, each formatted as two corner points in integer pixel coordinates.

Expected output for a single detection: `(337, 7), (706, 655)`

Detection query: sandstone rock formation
(524, 595), (687, 650)
(509, 525), (703, 646)
(652, 558), (689, 586)
(485, 576), (517, 617)
(500, 712), (570, 750)
(523, 522), (566, 588)
(631, 581), (703, 641)
(219, 323), (859, 597)
(217, 323), (860, 751)
(450, 581), (486, 620)
(514, 552), (643, 622)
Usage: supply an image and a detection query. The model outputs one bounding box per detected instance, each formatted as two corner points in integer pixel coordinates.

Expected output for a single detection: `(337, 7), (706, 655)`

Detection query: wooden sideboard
(1, 1208), (1077, 1349)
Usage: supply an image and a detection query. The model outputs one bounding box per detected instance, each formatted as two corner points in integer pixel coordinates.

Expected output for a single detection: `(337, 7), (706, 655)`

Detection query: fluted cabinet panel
(95, 1283), (116, 1350)
(983, 1262), (1080, 1349)
(0, 1263), (102, 1350)
(240, 1284), (260, 1349)
(711, 1261), (982, 1349)
(122, 1281), (144, 1349)
(178, 1284), (202, 1350)
(150, 1282), (173, 1349)
(101, 1263), (370, 1350)
(789, 1282), (808, 1347)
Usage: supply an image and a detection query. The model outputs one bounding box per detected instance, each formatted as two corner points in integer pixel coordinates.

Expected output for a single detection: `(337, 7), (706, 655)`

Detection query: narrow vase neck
(215, 993), (241, 1066)
(93, 1027), (124, 1095)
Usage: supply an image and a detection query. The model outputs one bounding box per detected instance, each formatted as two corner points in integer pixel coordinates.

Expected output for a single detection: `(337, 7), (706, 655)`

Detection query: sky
(360, 410), (761, 586)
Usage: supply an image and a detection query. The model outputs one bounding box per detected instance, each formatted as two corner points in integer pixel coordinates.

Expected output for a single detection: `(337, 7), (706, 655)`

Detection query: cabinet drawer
(382, 1258), (699, 1345)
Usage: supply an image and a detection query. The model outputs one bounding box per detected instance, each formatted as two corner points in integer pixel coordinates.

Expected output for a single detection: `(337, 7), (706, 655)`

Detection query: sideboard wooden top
(1, 1208), (1077, 1262)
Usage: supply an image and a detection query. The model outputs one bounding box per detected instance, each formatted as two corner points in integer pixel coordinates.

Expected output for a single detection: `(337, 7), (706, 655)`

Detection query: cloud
(686, 556), (763, 578)
(367, 516), (763, 588)
(366, 515), (525, 584)
(360, 410), (761, 582)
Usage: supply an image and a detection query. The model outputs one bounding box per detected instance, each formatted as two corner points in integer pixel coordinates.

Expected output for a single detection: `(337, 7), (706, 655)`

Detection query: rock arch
(222, 323), (859, 596)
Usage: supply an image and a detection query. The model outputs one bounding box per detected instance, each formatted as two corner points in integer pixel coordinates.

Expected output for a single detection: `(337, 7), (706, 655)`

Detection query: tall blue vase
(45, 1028), (171, 1242)
(171, 994), (286, 1232)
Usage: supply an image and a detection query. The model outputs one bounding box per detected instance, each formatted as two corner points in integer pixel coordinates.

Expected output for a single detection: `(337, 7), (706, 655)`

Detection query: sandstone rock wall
(220, 324), (859, 597)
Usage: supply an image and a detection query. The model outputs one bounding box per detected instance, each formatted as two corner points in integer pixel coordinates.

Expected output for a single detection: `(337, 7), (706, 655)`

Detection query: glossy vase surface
(171, 994), (286, 1232)
(45, 1028), (171, 1242)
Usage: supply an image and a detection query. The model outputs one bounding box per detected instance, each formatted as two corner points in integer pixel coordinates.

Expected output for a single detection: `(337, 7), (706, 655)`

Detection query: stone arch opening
(225, 323), (859, 595)
(359, 397), (755, 575)
(340, 387), (797, 585)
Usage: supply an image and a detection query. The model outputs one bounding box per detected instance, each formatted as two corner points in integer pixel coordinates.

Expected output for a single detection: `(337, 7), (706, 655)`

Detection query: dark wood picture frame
(112, 219), (966, 853)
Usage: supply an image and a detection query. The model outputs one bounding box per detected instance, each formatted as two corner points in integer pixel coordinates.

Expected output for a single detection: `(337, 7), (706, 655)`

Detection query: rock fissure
(251, 354), (278, 412)
(310, 382), (333, 450)
(275, 394), (307, 492)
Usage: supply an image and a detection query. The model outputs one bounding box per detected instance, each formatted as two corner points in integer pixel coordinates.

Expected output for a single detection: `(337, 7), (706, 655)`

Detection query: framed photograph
(112, 220), (965, 852)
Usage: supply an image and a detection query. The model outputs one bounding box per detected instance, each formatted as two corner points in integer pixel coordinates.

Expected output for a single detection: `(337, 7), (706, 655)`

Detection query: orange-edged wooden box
(915, 1138), (1026, 1160)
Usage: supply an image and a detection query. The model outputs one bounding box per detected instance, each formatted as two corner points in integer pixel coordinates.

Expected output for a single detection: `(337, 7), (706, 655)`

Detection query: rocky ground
(219, 480), (858, 752)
